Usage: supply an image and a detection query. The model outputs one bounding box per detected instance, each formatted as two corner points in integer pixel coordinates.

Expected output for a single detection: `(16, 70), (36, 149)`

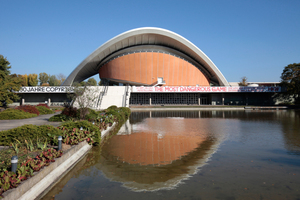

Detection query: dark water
(41, 110), (300, 200)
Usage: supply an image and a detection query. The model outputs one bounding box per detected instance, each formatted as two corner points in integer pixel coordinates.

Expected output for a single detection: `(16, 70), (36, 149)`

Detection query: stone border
(130, 107), (245, 111)
(101, 122), (116, 138)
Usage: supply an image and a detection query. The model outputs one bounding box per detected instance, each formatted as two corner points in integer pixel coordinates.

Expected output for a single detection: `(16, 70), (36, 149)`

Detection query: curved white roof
(62, 27), (229, 86)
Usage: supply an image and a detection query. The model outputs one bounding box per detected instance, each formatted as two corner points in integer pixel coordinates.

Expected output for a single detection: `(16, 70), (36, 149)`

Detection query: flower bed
(0, 149), (62, 196)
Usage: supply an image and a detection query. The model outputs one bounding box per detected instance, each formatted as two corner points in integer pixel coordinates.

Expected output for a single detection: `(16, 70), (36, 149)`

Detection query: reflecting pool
(41, 110), (300, 200)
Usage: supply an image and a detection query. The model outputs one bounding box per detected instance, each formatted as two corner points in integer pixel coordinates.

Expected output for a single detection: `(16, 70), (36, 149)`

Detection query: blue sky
(1, 0), (299, 83)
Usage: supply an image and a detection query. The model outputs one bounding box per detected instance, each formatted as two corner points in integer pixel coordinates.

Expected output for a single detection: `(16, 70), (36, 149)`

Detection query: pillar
(222, 93), (225, 105)
(48, 98), (51, 107)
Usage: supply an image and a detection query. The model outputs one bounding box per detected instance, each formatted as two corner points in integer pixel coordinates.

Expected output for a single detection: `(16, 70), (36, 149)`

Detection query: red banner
(132, 86), (281, 93)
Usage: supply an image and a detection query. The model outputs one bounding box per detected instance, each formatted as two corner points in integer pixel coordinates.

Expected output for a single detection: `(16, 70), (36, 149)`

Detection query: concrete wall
(14, 93), (70, 106)
(73, 86), (130, 110)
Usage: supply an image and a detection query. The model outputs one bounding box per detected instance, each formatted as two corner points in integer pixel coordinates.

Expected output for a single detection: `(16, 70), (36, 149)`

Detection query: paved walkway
(0, 113), (62, 131)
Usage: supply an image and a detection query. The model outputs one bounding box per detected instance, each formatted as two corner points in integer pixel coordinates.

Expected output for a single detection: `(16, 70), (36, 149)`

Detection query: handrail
(95, 83), (108, 109)
(122, 85), (128, 107)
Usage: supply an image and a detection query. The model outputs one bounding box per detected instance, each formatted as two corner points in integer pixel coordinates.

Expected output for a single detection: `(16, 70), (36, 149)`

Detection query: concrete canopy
(62, 27), (229, 86)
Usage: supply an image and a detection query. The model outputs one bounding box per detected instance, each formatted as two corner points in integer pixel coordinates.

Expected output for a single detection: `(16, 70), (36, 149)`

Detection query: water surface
(41, 110), (300, 200)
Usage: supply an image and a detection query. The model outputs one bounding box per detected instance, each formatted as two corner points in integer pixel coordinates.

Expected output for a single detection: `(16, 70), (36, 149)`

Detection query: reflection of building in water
(99, 118), (225, 191)
(106, 118), (206, 165)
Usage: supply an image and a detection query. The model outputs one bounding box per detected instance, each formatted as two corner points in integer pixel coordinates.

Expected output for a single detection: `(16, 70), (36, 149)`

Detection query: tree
(239, 76), (248, 86)
(79, 81), (86, 86)
(10, 74), (26, 86)
(56, 73), (66, 85)
(28, 74), (38, 86)
(0, 55), (22, 106)
(21, 74), (28, 86)
(280, 63), (300, 103)
(39, 72), (50, 85)
(87, 78), (97, 86)
(68, 85), (97, 119)
(48, 75), (59, 86)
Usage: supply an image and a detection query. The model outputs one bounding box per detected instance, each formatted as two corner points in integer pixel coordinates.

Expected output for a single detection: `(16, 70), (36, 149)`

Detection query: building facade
(15, 28), (280, 108)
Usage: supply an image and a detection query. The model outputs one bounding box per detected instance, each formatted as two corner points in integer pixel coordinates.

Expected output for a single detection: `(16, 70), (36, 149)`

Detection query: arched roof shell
(62, 27), (229, 86)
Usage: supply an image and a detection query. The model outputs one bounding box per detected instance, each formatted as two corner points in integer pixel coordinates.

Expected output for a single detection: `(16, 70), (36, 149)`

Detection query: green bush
(105, 107), (130, 122)
(85, 108), (99, 121)
(106, 105), (118, 111)
(59, 120), (101, 145)
(119, 107), (131, 118)
(49, 114), (71, 122)
(0, 109), (37, 120)
(61, 105), (78, 119)
(36, 106), (55, 115)
(105, 109), (123, 122)
(0, 124), (63, 146)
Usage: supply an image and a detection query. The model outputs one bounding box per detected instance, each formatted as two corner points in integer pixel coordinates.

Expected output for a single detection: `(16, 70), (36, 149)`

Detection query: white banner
(132, 86), (281, 93)
(18, 86), (74, 93)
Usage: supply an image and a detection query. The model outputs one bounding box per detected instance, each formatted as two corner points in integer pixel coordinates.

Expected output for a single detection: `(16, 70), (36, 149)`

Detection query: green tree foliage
(48, 75), (59, 86)
(39, 72), (50, 85)
(0, 55), (22, 106)
(87, 78), (97, 86)
(21, 74), (28, 86)
(28, 74), (38, 86)
(79, 81), (86, 86)
(10, 74), (26, 86)
(280, 63), (300, 103)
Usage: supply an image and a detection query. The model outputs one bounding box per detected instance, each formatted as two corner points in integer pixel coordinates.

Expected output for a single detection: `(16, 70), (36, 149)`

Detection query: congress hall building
(18, 27), (281, 107)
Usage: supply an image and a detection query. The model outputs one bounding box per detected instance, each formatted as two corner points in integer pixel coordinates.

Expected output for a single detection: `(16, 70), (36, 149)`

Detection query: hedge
(59, 120), (102, 145)
(16, 105), (40, 115)
(36, 106), (55, 115)
(49, 114), (71, 122)
(0, 109), (37, 120)
(0, 124), (63, 146)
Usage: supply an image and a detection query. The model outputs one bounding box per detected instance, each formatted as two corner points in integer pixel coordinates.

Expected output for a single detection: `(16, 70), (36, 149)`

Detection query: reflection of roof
(98, 135), (223, 192)
(62, 27), (229, 86)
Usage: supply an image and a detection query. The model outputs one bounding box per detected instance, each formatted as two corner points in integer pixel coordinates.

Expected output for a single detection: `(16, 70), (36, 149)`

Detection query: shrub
(105, 109), (123, 122)
(61, 105), (78, 118)
(0, 109), (37, 120)
(85, 108), (99, 121)
(0, 148), (63, 196)
(106, 105), (118, 111)
(62, 128), (95, 145)
(36, 103), (50, 109)
(16, 105), (40, 115)
(119, 107), (131, 119)
(0, 125), (63, 146)
(36, 106), (55, 115)
(49, 114), (71, 122)
(59, 120), (101, 145)
(105, 107), (129, 122)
